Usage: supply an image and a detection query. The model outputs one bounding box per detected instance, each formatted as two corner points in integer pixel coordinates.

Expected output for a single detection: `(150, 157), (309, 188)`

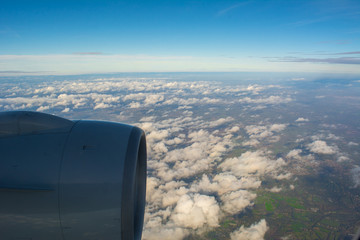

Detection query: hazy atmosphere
(1, 0), (360, 239)
(1, 0), (360, 74)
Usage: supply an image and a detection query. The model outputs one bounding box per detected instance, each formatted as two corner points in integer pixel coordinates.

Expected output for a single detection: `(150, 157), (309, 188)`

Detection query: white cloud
(138, 122), (156, 132)
(161, 187), (189, 208)
(326, 133), (341, 140)
(219, 150), (287, 177)
(123, 93), (146, 101)
(153, 142), (168, 154)
(129, 101), (141, 108)
(36, 105), (50, 111)
(239, 96), (292, 104)
(228, 126), (240, 133)
(154, 129), (233, 181)
(147, 130), (170, 143)
(286, 149), (302, 159)
(274, 173), (292, 180)
(242, 139), (261, 147)
(337, 155), (349, 162)
(351, 166), (360, 188)
(245, 125), (268, 136)
(33, 86), (56, 94)
(61, 107), (70, 113)
(144, 94), (164, 105)
(220, 190), (257, 214)
(268, 186), (282, 192)
(295, 117), (309, 122)
(244, 123), (287, 146)
(349, 142), (359, 146)
(165, 137), (184, 145)
(207, 117), (234, 128)
(142, 220), (189, 240)
(140, 116), (156, 122)
(269, 124), (287, 132)
(307, 140), (337, 154)
(93, 102), (111, 109)
(190, 174), (261, 195)
(171, 194), (220, 229)
(230, 219), (269, 240)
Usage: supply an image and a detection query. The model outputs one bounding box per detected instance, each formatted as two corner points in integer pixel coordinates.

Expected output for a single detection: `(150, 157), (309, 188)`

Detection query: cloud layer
(1, 75), (357, 239)
(230, 219), (269, 240)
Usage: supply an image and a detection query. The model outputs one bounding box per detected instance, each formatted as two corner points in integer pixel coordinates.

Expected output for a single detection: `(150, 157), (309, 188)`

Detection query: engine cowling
(0, 111), (147, 240)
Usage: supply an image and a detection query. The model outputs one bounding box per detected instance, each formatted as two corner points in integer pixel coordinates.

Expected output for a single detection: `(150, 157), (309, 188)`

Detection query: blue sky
(0, 0), (359, 74)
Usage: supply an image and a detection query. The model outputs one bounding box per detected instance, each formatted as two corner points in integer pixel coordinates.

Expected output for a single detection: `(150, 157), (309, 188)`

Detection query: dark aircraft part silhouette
(0, 111), (147, 240)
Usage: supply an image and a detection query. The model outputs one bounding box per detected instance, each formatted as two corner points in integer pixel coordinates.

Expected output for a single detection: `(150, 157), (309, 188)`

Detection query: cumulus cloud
(307, 140), (337, 154)
(348, 141), (359, 146)
(153, 142), (168, 154)
(228, 126), (240, 133)
(207, 117), (234, 128)
(285, 148), (320, 173)
(142, 219), (189, 240)
(140, 116), (156, 122)
(146, 178), (189, 209)
(242, 139), (261, 147)
(165, 137), (184, 145)
(154, 129), (233, 181)
(61, 107), (70, 113)
(93, 102), (111, 109)
(351, 166), (360, 188)
(286, 149), (305, 161)
(36, 105), (50, 111)
(326, 133), (341, 141)
(245, 125), (268, 136)
(268, 186), (282, 192)
(147, 130), (170, 143)
(230, 219), (269, 240)
(243, 123), (287, 146)
(144, 94), (165, 105)
(295, 117), (309, 122)
(138, 122), (156, 132)
(246, 124), (287, 136)
(123, 93), (146, 101)
(221, 190), (257, 214)
(274, 172), (292, 180)
(219, 150), (287, 177)
(269, 123), (287, 132)
(129, 101), (141, 108)
(171, 194), (220, 229)
(191, 173), (261, 195)
(337, 155), (349, 162)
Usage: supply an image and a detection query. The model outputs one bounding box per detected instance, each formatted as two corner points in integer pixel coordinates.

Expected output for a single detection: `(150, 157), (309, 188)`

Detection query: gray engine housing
(0, 111), (147, 240)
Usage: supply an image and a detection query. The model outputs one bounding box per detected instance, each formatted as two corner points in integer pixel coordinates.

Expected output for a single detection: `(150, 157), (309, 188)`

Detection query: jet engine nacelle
(0, 111), (147, 240)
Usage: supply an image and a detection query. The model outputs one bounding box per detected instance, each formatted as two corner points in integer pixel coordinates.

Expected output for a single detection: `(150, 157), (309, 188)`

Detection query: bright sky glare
(0, 0), (359, 74)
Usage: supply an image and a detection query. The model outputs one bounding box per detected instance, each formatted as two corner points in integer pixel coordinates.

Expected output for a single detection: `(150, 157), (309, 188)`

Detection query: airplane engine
(0, 111), (147, 240)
